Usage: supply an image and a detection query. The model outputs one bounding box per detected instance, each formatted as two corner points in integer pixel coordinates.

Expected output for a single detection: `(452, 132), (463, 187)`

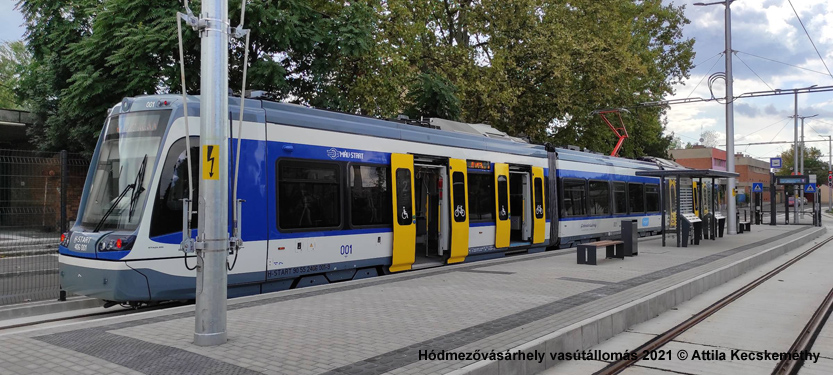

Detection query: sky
(3, 1), (833, 163)
(662, 0), (833, 163)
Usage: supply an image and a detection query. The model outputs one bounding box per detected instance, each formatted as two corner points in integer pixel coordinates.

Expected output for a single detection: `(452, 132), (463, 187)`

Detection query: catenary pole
(194, 0), (229, 346)
(724, 2), (737, 235)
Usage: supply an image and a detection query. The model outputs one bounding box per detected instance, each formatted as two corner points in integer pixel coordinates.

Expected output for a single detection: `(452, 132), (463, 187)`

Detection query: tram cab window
(645, 184), (660, 212)
(149, 137), (199, 237)
(588, 180), (610, 215)
(613, 182), (627, 214)
(349, 165), (391, 227)
(629, 183), (645, 214)
(561, 179), (587, 217)
(278, 160), (341, 230)
(468, 173), (495, 221)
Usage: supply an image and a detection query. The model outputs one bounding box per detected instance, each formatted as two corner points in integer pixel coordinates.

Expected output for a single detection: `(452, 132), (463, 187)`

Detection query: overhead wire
(735, 52), (773, 91)
(685, 52), (725, 99)
(735, 51), (832, 77)
(787, 0), (833, 81)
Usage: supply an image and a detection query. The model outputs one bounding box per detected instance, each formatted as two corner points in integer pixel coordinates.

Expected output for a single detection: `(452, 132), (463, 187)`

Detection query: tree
(17, 0), (694, 156)
(775, 145), (827, 178)
(0, 40), (31, 110)
(699, 130), (719, 148)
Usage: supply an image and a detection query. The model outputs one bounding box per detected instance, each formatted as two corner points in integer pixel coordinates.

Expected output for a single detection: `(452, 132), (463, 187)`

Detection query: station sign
(770, 157), (782, 169)
(775, 175), (808, 185)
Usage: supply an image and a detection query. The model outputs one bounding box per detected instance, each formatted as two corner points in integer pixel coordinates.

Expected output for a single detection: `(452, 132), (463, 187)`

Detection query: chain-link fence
(0, 149), (89, 306)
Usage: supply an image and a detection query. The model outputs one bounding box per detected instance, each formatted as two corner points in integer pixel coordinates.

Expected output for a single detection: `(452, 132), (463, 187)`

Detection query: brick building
(668, 145), (727, 171)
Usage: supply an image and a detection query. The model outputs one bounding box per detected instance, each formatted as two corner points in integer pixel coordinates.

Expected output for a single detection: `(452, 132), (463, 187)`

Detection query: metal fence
(0, 149), (90, 306)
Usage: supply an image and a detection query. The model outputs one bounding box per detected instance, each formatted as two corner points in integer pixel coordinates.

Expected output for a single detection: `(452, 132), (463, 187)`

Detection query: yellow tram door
(531, 167), (545, 244)
(494, 163), (511, 248)
(447, 158), (469, 264)
(390, 153), (416, 272)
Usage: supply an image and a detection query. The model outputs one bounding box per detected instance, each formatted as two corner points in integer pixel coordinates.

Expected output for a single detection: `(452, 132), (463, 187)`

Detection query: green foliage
(0, 40), (31, 109)
(17, 0), (694, 157)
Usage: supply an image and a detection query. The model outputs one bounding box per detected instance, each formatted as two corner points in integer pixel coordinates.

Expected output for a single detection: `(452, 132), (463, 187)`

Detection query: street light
(695, 0), (737, 234)
(820, 134), (832, 212)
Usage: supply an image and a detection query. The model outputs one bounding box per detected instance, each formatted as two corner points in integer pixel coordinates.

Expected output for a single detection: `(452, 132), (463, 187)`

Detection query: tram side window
(452, 172), (467, 222)
(534, 177), (544, 219)
(645, 184), (660, 212)
(349, 165), (391, 226)
(562, 179), (587, 217)
(587, 180), (610, 215)
(468, 173), (495, 221)
(497, 175), (509, 220)
(278, 160), (341, 230)
(149, 137), (199, 237)
(395, 169), (413, 226)
(629, 183), (645, 214)
(613, 182), (627, 214)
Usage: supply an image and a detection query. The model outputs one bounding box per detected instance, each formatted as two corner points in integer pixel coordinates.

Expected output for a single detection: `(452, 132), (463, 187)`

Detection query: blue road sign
(805, 183), (817, 193)
(752, 183), (763, 193)
(770, 157), (782, 169)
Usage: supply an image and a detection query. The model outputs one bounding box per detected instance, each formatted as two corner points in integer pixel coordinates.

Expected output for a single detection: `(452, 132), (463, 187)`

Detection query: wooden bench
(577, 240), (625, 265)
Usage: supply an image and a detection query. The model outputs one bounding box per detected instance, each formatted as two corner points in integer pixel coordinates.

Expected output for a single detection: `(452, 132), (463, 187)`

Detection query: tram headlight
(60, 232), (71, 247)
(98, 234), (137, 251)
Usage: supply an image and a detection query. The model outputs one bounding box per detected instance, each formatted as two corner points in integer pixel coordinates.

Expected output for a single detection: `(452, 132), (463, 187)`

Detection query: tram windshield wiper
(93, 183), (134, 233)
(128, 154), (148, 221)
(93, 154), (147, 232)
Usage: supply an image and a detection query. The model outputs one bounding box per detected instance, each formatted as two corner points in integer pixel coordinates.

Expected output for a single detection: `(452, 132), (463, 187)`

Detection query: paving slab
(0, 224), (824, 375)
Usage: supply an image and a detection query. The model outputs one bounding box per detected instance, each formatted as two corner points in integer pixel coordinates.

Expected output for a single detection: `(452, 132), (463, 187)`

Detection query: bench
(577, 240), (625, 265)
(738, 220), (751, 233)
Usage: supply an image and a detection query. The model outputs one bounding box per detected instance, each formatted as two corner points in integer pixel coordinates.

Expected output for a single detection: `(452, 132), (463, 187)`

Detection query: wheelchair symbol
(454, 205), (466, 218)
(500, 206), (507, 217)
(401, 207), (409, 220)
(536, 205), (543, 216)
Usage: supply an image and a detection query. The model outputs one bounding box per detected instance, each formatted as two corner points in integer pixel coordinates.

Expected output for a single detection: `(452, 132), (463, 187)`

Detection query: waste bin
(622, 220), (638, 256)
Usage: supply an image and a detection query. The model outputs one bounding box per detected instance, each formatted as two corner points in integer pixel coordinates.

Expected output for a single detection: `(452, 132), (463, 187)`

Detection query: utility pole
(194, 0), (229, 346)
(793, 93), (798, 222)
(695, 0), (737, 233)
(822, 135), (832, 212)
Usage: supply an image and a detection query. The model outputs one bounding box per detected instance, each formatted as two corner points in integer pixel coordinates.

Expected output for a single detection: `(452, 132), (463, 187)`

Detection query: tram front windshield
(80, 110), (171, 232)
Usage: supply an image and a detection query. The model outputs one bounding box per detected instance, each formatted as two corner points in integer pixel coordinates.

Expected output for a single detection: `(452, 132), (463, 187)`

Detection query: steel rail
(594, 234), (833, 375)
(771, 279), (833, 375)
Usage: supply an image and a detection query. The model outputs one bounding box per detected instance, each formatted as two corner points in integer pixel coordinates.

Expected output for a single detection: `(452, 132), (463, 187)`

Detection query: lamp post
(695, 0), (736, 233)
(821, 134), (832, 212)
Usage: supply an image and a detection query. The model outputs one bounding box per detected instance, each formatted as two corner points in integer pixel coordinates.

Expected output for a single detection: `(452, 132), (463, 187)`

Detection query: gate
(0, 149), (89, 306)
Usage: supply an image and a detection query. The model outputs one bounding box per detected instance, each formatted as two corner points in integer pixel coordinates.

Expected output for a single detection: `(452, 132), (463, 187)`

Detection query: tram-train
(59, 94), (668, 304)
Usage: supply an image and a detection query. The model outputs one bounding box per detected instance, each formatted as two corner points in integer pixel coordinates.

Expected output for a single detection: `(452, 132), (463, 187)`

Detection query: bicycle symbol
(454, 205), (466, 218)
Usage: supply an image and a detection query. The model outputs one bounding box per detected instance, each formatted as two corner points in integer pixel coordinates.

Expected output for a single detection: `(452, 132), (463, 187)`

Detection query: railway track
(593, 234), (833, 375)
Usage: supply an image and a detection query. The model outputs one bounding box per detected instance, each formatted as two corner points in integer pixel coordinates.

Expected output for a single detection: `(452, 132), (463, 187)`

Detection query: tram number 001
(340, 245), (353, 256)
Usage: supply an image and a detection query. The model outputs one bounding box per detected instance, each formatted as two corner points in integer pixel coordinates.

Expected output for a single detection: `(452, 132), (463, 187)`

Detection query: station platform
(0, 224), (825, 375)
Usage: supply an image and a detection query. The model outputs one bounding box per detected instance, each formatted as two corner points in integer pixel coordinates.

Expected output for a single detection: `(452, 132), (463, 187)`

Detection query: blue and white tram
(58, 95), (663, 304)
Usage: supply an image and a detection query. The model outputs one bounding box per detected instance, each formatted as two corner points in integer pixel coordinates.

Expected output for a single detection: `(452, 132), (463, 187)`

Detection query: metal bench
(577, 240), (625, 265)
